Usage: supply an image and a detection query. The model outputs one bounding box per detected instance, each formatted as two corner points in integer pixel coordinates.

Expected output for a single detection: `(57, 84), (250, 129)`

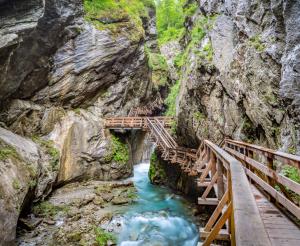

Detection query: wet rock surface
(17, 180), (137, 246)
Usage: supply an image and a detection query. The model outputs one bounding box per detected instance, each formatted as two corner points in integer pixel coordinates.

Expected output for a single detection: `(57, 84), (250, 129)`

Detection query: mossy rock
(149, 151), (167, 184)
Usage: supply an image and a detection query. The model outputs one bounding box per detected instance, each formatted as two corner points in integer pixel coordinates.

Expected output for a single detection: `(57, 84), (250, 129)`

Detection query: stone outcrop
(0, 0), (83, 104)
(174, 0), (300, 153)
(0, 127), (56, 245)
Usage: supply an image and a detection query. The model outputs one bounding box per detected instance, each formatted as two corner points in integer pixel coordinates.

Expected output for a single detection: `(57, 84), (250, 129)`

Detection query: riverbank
(17, 162), (203, 245)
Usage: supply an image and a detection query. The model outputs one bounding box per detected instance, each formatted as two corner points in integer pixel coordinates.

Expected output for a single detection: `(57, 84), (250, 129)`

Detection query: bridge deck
(251, 185), (300, 246)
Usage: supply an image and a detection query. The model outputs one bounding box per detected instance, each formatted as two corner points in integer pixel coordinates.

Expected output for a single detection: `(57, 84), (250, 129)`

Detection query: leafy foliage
(282, 166), (300, 184)
(111, 135), (129, 164)
(164, 80), (181, 116)
(94, 227), (116, 246)
(156, 0), (185, 45)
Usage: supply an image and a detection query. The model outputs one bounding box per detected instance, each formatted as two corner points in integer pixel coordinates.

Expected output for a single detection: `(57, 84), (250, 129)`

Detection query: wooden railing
(128, 97), (164, 116)
(105, 117), (173, 129)
(198, 140), (272, 245)
(224, 139), (300, 219)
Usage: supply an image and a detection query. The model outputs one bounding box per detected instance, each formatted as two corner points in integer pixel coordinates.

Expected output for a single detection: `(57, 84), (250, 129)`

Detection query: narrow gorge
(0, 0), (299, 246)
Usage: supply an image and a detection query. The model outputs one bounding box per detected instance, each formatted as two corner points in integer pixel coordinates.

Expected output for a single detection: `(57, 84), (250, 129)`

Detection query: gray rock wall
(175, 0), (300, 152)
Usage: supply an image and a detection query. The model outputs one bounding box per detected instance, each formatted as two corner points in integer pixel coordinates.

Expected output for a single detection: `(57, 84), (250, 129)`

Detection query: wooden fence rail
(224, 139), (300, 219)
(198, 140), (272, 245)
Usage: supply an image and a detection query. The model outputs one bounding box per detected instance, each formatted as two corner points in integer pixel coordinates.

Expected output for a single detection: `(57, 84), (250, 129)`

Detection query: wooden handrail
(200, 140), (271, 245)
(224, 139), (300, 219)
(226, 139), (300, 168)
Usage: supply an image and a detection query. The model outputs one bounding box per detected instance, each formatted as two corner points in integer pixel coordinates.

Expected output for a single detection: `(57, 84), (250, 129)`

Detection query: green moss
(149, 151), (166, 183)
(83, 0), (151, 41)
(264, 92), (278, 105)
(32, 136), (60, 171)
(164, 80), (180, 116)
(94, 227), (116, 246)
(193, 111), (205, 122)
(145, 48), (168, 71)
(288, 146), (296, 155)
(73, 108), (81, 115)
(0, 145), (20, 161)
(202, 41), (213, 62)
(149, 152), (157, 181)
(28, 180), (37, 189)
(241, 117), (256, 142)
(174, 15), (216, 69)
(67, 231), (82, 242)
(106, 135), (129, 164)
(33, 201), (69, 218)
(249, 35), (265, 52)
(12, 179), (21, 190)
(126, 187), (138, 199)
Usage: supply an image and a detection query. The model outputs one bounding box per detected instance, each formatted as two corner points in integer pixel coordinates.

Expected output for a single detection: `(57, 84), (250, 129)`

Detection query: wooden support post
(202, 202), (232, 246)
(217, 158), (225, 200)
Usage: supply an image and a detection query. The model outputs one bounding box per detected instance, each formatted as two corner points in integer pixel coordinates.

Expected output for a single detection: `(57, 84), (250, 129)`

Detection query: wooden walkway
(105, 116), (300, 245)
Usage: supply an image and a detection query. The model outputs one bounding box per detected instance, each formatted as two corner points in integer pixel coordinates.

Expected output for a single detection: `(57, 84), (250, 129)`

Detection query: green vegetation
(33, 201), (69, 218)
(146, 47), (168, 71)
(201, 41), (213, 62)
(249, 35), (265, 52)
(184, 3), (198, 17)
(164, 80), (180, 116)
(288, 146), (296, 155)
(241, 117), (256, 142)
(145, 46), (169, 86)
(126, 187), (138, 199)
(83, 0), (153, 41)
(94, 227), (116, 246)
(149, 151), (167, 183)
(282, 166), (300, 184)
(174, 15), (216, 69)
(106, 135), (129, 164)
(12, 179), (21, 190)
(0, 145), (20, 161)
(32, 136), (60, 171)
(156, 0), (185, 45)
(193, 111), (205, 122)
(28, 180), (37, 189)
(73, 108), (81, 115)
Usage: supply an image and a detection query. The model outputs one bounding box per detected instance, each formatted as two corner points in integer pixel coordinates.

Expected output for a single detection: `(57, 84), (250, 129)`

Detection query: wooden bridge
(105, 116), (300, 245)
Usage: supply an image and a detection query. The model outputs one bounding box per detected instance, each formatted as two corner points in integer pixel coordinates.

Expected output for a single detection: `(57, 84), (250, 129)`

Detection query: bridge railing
(224, 139), (300, 219)
(105, 116), (174, 129)
(198, 140), (271, 246)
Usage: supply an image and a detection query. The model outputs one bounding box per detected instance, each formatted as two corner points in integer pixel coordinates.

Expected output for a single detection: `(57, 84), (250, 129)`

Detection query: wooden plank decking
(251, 185), (300, 246)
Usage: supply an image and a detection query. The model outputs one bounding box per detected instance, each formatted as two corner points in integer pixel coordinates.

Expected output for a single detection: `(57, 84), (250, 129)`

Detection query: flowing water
(117, 162), (199, 246)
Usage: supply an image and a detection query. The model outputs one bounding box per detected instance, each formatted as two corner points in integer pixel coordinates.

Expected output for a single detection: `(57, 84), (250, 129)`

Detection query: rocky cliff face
(174, 0), (300, 153)
(0, 0), (158, 244)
